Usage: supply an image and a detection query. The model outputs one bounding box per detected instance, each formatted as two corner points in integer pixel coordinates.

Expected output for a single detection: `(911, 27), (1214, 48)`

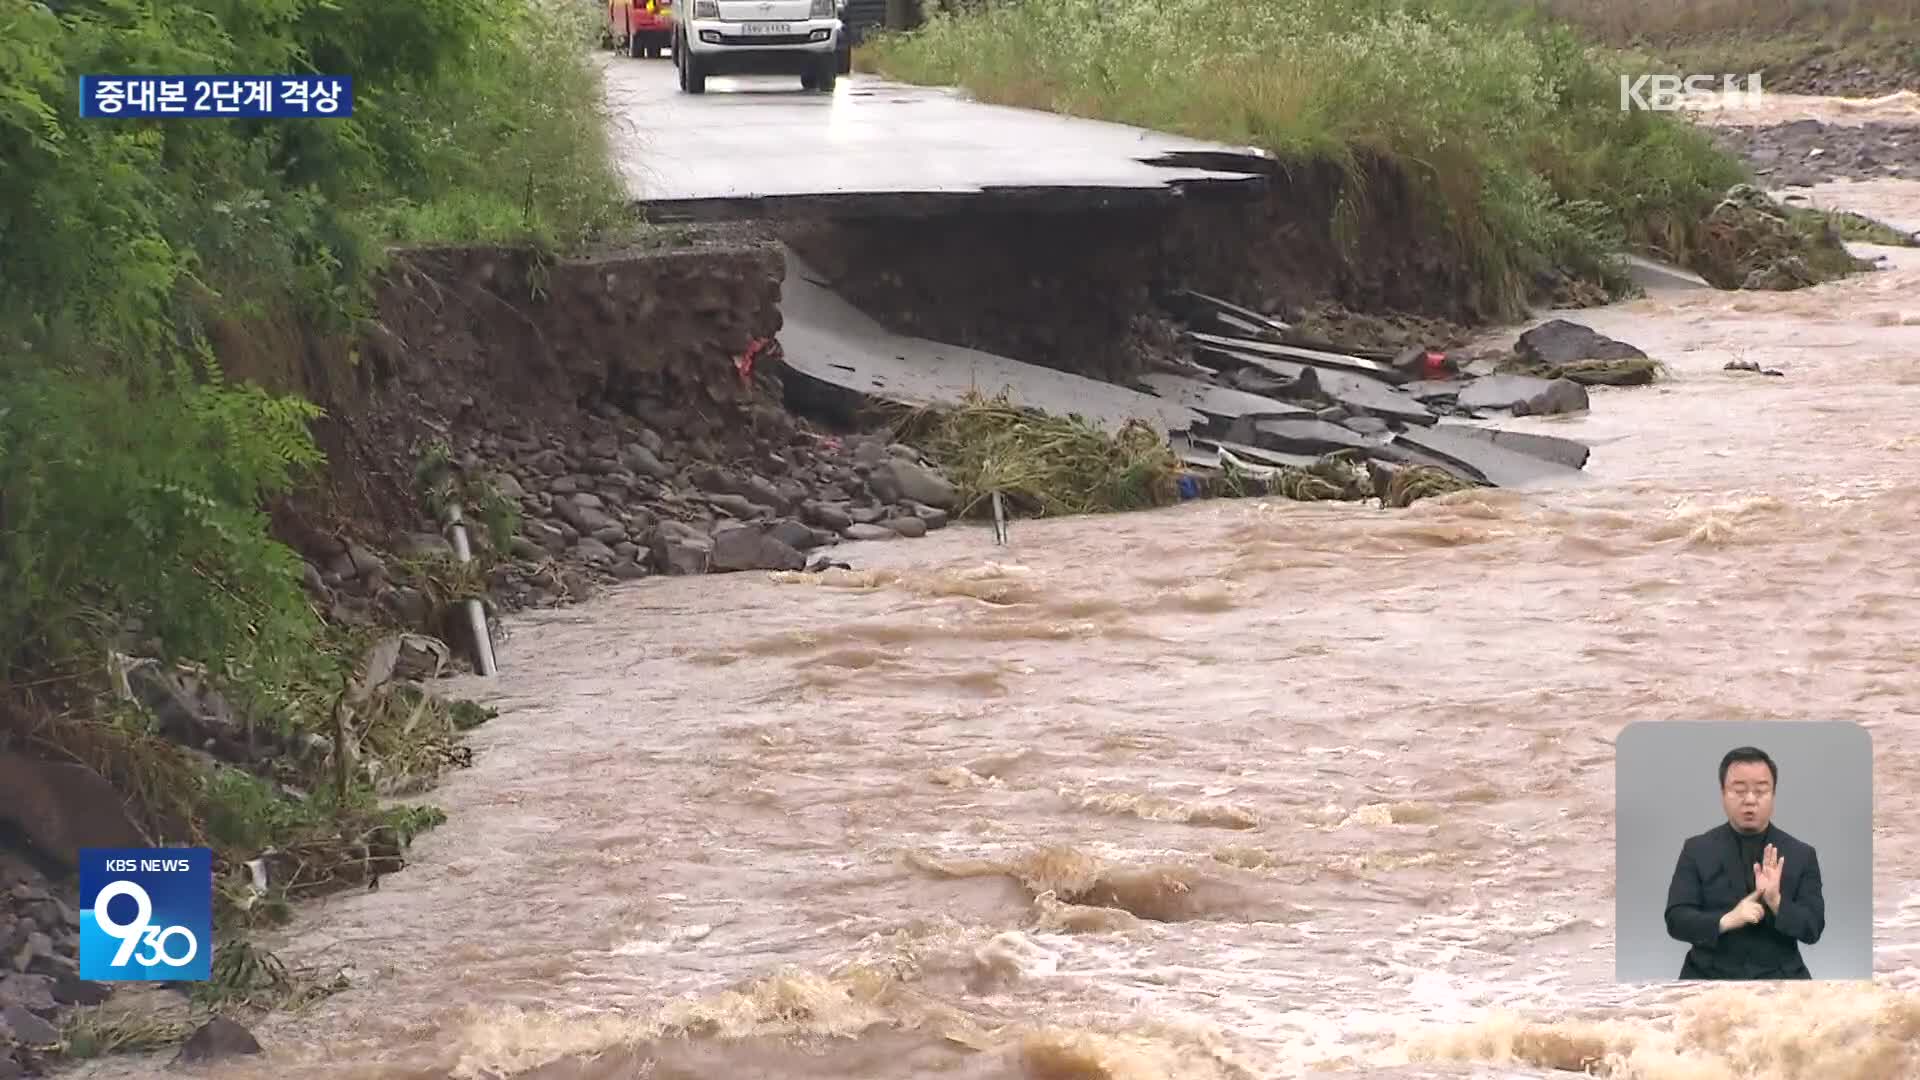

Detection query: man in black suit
(1663, 746), (1825, 979)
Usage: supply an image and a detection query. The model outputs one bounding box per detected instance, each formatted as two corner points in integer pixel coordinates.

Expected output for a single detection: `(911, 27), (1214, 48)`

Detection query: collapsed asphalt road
(595, 54), (1272, 216)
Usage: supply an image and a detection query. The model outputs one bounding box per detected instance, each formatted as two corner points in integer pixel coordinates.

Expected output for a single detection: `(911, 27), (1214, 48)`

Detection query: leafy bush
(0, 358), (326, 684)
(0, 0), (625, 864)
(863, 0), (1750, 314)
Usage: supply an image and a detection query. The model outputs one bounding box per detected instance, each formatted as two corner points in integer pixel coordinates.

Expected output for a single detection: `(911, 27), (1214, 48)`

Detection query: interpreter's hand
(1720, 891), (1765, 932)
(1754, 844), (1785, 911)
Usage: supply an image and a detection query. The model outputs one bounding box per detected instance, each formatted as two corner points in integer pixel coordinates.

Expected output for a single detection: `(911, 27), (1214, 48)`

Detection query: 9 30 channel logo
(78, 847), (213, 982)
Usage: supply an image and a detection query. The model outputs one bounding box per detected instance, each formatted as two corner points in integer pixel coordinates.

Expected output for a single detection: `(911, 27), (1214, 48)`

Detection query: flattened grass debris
(906, 391), (1180, 519)
(1384, 465), (1479, 508)
(1503, 355), (1667, 386)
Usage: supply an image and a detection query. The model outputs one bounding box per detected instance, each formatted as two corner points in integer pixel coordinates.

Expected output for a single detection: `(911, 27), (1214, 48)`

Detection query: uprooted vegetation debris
(878, 291), (1658, 517)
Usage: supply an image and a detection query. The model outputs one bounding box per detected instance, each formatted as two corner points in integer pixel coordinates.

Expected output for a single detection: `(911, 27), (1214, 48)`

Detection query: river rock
(803, 500), (853, 531)
(49, 973), (109, 1007)
(842, 523), (896, 541)
(620, 444), (673, 480)
(652, 522), (713, 575)
(525, 448), (567, 475)
(848, 505), (885, 525)
(0, 973), (56, 1015)
(573, 537), (616, 566)
(383, 586), (432, 628)
(1515, 319), (1646, 366)
(346, 543), (387, 580)
(0, 755), (144, 868)
(694, 467), (792, 513)
(488, 472), (526, 499)
(555, 499), (616, 535)
(767, 519), (821, 551)
(709, 525), (807, 572)
(870, 461), (957, 508)
(906, 501), (949, 529)
(524, 520), (567, 554)
(394, 532), (453, 561)
(1457, 375), (1588, 416)
(175, 1016), (262, 1064)
(883, 516), (928, 538)
(705, 493), (767, 520)
(0, 1005), (58, 1046)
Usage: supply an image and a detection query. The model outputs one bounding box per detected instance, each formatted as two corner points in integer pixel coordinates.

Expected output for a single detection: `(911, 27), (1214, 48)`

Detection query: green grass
(1, 0), (610, 1052)
(1533, 0), (1920, 44)
(861, 0), (1754, 317)
(1794, 207), (1920, 247)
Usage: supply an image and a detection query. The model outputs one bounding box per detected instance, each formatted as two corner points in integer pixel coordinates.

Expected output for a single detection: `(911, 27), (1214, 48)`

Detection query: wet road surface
(596, 54), (1269, 210)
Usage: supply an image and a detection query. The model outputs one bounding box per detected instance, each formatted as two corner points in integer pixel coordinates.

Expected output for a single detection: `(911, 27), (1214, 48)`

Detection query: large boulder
(0, 754), (144, 869)
(1456, 375), (1588, 417)
(1515, 319), (1646, 366)
(175, 1016), (262, 1064)
(708, 525), (807, 572)
(651, 521), (713, 575)
(869, 461), (957, 509)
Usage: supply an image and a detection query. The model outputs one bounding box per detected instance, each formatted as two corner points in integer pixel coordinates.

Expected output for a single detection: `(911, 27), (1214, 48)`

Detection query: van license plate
(740, 22), (790, 33)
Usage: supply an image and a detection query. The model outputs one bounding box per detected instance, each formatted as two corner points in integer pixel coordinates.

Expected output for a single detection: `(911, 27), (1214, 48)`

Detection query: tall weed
(866, 0), (1749, 314)
(0, 1), (624, 724)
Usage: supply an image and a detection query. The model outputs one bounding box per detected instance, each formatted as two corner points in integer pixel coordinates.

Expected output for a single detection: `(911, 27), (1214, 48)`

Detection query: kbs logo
(1620, 73), (1765, 112)
(78, 848), (213, 982)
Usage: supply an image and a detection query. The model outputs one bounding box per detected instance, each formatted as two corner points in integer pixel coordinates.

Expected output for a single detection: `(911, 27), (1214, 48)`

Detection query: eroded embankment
(262, 235), (999, 631)
(780, 158), (1483, 386)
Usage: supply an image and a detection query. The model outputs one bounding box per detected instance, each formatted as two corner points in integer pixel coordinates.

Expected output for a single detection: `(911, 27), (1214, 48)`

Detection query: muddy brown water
(68, 113), (1920, 1080)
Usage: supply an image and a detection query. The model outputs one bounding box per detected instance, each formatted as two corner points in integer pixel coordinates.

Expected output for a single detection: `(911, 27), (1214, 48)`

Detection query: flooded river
(80, 102), (1920, 1080)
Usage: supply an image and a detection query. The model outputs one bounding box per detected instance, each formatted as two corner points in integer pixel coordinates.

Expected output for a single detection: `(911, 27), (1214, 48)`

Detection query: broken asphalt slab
(1193, 342), (1438, 426)
(1159, 290), (1293, 341)
(1187, 331), (1409, 383)
(1231, 416), (1385, 456)
(1133, 371), (1313, 424)
(775, 247), (1203, 436)
(1184, 436), (1323, 471)
(1434, 422), (1591, 470)
(1392, 424), (1589, 489)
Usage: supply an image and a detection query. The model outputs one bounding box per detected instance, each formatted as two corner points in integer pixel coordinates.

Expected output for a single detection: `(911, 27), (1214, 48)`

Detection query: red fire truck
(608, 0), (676, 59)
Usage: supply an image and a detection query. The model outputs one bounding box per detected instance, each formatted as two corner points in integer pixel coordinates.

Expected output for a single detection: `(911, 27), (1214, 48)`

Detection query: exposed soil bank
(780, 158), (1484, 385)
(267, 238), (780, 553)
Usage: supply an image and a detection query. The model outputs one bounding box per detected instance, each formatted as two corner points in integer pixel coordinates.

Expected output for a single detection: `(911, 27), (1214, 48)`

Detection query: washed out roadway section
(598, 55), (1271, 217)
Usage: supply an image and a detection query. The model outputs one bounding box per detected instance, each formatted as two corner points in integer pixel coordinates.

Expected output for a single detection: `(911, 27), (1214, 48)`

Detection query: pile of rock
(1, 851), (113, 1077)
(429, 409), (959, 607)
(1710, 116), (1920, 188)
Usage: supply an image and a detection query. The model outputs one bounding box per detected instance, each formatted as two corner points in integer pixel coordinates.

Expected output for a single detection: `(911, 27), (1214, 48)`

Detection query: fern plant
(0, 355), (327, 689)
